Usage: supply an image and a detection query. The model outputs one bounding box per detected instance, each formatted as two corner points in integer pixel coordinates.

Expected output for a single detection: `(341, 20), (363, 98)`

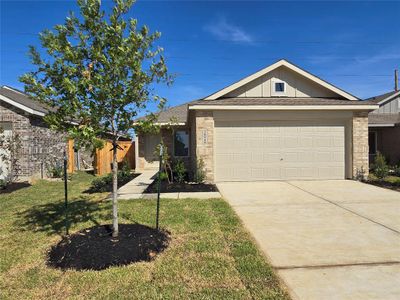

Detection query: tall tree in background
(20, 0), (172, 237)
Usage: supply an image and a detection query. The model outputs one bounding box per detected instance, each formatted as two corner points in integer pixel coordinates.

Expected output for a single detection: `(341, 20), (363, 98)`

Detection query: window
(275, 82), (285, 92)
(368, 131), (377, 155)
(174, 130), (189, 157)
(272, 80), (286, 96)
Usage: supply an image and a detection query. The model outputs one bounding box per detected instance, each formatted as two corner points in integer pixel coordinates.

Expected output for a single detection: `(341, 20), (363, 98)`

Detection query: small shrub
(194, 158), (206, 183)
(47, 162), (63, 178)
(372, 152), (389, 180)
(355, 166), (366, 182)
(155, 142), (173, 183)
(159, 171), (168, 181)
(89, 169), (134, 192)
(173, 159), (186, 183)
(0, 179), (8, 190)
(393, 164), (400, 177)
(119, 159), (131, 178)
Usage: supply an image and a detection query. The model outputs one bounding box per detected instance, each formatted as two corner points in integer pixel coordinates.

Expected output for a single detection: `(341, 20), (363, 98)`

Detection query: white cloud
(204, 16), (253, 44)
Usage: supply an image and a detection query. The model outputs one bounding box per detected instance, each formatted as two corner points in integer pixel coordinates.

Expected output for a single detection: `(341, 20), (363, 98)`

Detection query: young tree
(20, 0), (172, 237)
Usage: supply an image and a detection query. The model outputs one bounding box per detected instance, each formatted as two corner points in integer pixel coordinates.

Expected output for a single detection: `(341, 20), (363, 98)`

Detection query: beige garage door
(215, 121), (345, 181)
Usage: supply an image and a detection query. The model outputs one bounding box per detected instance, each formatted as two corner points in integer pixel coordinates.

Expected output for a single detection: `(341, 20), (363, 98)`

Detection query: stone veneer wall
(194, 110), (214, 182)
(0, 101), (67, 180)
(352, 111), (369, 179)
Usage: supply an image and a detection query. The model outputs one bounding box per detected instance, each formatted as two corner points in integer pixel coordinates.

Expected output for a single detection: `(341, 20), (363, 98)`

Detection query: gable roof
(150, 100), (198, 124)
(364, 90), (400, 105)
(0, 86), (49, 116)
(204, 59), (359, 101)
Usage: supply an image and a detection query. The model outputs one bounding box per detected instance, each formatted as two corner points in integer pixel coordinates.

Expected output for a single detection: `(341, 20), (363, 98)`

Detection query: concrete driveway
(217, 180), (400, 300)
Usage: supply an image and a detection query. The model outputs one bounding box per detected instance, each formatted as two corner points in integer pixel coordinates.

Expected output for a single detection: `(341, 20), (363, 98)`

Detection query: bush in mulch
(144, 180), (218, 193)
(367, 180), (400, 192)
(85, 171), (138, 193)
(47, 224), (170, 271)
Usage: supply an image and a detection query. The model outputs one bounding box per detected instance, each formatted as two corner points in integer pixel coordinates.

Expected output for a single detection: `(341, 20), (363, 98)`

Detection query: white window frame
(272, 79), (287, 96)
(173, 130), (190, 157)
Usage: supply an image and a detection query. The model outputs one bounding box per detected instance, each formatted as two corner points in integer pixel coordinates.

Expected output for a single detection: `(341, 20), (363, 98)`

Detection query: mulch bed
(366, 181), (400, 192)
(144, 180), (218, 193)
(0, 182), (31, 194)
(47, 224), (170, 271)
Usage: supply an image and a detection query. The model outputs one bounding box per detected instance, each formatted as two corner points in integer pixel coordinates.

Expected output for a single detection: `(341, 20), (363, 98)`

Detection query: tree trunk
(112, 140), (119, 237)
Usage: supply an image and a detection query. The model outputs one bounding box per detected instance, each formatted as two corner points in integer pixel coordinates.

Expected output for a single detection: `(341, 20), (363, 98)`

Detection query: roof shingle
(147, 97), (375, 124)
(0, 86), (49, 114)
(364, 91), (399, 103)
(368, 113), (400, 125)
(190, 97), (373, 106)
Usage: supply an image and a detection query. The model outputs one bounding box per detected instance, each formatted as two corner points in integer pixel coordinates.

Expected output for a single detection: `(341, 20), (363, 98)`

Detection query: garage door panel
(265, 137), (281, 147)
(263, 152), (281, 162)
(215, 121), (345, 181)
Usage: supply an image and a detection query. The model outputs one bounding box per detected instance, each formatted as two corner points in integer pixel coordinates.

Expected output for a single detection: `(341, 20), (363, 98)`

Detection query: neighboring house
(366, 90), (400, 165)
(0, 86), (92, 181)
(136, 59), (378, 182)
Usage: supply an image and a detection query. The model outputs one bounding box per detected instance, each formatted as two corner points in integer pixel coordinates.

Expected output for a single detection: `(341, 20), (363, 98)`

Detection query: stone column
(195, 110), (214, 182)
(352, 111), (369, 179)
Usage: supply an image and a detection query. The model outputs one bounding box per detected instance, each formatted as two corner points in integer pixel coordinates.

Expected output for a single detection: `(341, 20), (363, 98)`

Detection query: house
(366, 90), (400, 165)
(0, 86), (92, 181)
(135, 59), (379, 182)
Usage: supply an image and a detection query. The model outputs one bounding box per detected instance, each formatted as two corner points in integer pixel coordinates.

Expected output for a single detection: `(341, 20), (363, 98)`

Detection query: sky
(1, 0), (400, 112)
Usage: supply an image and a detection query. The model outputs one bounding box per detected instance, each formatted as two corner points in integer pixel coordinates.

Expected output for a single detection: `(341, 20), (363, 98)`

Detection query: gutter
(0, 94), (46, 117)
(368, 123), (395, 128)
(188, 104), (379, 111)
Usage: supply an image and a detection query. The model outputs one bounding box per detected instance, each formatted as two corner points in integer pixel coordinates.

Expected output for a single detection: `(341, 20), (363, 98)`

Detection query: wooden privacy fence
(94, 140), (135, 176)
(67, 139), (135, 176)
(67, 139), (75, 174)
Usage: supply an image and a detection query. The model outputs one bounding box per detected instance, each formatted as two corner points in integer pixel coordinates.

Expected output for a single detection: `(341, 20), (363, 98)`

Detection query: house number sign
(202, 129), (208, 144)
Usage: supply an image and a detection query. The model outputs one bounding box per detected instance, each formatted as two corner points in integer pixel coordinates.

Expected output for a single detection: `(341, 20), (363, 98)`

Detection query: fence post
(156, 145), (163, 230)
(63, 151), (69, 236)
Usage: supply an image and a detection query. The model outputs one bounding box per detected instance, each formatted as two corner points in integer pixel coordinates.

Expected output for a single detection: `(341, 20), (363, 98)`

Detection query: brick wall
(352, 111), (369, 179)
(1, 102), (33, 178)
(30, 116), (67, 178)
(0, 102), (67, 181)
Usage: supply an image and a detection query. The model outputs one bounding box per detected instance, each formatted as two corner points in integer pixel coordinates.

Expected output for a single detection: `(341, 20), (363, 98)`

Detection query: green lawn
(0, 172), (289, 299)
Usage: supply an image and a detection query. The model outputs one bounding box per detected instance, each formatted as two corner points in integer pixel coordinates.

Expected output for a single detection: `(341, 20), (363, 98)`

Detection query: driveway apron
(218, 180), (400, 300)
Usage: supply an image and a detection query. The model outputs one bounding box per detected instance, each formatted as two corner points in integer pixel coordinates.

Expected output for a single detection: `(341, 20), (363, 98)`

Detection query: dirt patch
(47, 224), (170, 271)
(144, 181), (218, 193)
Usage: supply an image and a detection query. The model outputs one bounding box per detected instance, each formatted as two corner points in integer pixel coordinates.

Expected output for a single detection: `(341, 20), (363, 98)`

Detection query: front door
(144, 134), (161, 169)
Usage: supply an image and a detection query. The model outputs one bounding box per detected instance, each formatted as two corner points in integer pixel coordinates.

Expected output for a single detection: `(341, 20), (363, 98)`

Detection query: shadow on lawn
(0, 182), (31, 194)
(16, 196), (107, 236)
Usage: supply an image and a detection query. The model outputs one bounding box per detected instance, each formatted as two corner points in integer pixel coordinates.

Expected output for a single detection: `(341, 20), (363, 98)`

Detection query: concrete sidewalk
(117, 170), (157, 199)
(116, 170), (221, 200)
(218, 180), (400, 300)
